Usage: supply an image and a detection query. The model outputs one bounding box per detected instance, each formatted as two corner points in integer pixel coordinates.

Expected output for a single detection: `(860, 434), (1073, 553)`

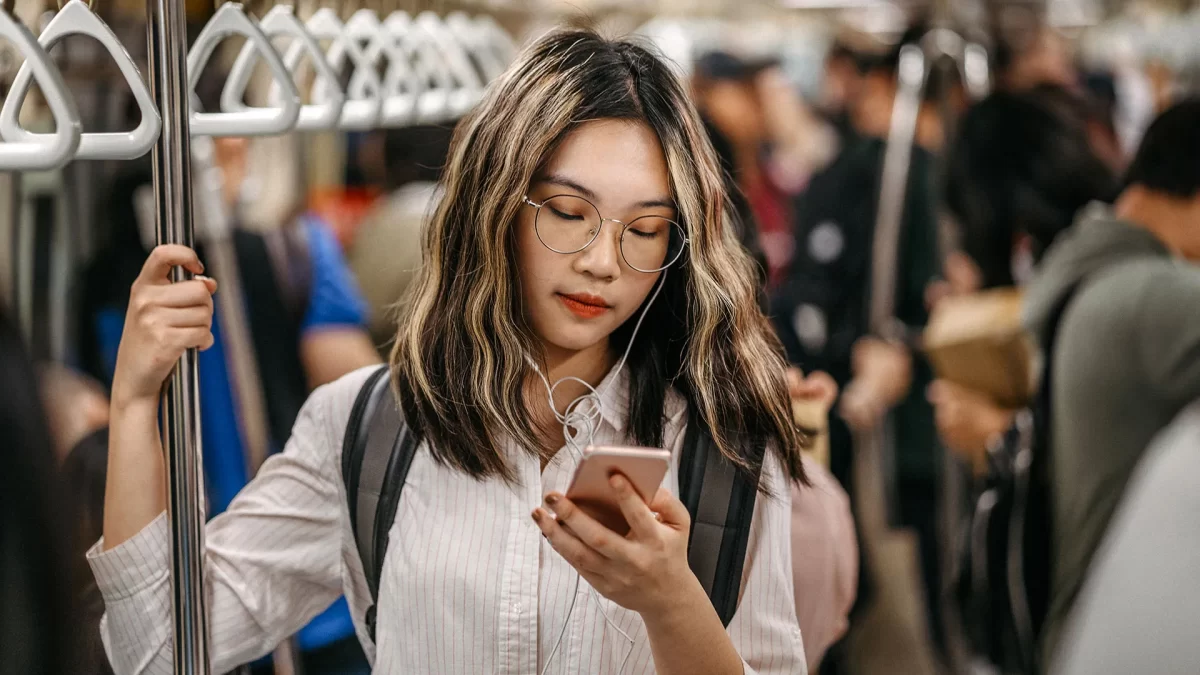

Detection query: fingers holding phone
(560, 446), (669, 536)
(532, 446), (694, 616)
(534, 473), (693, 617)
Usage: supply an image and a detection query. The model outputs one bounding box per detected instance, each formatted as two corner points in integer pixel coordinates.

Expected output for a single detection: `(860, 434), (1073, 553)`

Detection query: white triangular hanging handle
(475, 15), (517, 67)
(307, 7), (381, 131)
(223, 5), (345, 131)
(417, 12), (482, 118)
(447, 12), (504, 83)
(349, 9), (420, 128)
(187, 3), (300, 137)
(0, 0), (159, 160)
(398, 14), (454, 123)
(0, 9), (80, 169)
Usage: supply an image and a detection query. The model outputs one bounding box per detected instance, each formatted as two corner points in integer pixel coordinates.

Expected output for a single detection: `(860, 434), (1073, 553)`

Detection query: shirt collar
(588, 364), (688, 436)
(592, 364), (630, 433)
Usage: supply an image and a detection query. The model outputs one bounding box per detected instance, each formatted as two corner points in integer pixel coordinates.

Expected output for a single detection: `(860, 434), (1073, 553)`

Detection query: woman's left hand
(533, 475), (695, 618)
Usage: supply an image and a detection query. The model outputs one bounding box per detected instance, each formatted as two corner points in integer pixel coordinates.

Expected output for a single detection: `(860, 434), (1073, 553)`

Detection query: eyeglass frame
(521, 193), (689, 273)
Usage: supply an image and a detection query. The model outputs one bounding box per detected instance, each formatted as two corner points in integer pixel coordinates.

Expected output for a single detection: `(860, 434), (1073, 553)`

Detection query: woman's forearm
(642, 576), (745, 675)
(102, 396), (167, 550)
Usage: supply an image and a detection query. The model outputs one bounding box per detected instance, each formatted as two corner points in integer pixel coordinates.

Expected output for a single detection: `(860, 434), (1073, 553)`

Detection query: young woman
(89, 30), (809, 674)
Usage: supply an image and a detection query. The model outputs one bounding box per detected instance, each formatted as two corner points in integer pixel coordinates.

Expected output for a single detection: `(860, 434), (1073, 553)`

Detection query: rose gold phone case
(562, 446), (671, 536)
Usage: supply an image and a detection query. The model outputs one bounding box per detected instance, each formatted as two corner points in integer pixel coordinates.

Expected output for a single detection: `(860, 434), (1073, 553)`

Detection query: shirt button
(513, 603), (523, 614)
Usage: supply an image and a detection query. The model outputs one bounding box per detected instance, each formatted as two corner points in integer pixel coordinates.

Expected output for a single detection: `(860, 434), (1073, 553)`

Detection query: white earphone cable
(536, 271), (667, 675)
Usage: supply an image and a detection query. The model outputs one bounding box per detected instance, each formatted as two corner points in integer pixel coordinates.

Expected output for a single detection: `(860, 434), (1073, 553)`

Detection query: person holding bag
(88, 29), (810, 675)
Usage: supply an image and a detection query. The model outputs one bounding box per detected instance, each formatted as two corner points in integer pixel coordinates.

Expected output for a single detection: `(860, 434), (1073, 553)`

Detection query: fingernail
(544, 494), (559, 506)
(531, 509), (542, 521)
(610, 475), (626, 490)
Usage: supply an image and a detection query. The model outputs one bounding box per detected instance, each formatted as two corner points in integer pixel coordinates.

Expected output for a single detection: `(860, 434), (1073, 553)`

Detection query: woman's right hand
(111, 245), (217, 408)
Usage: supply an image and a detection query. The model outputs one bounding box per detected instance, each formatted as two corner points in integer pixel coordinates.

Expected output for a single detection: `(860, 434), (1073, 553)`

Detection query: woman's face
(517, 120), (675, 362)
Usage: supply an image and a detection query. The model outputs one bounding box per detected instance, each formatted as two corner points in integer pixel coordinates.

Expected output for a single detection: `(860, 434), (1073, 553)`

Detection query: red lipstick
(557, 293), (611, 319)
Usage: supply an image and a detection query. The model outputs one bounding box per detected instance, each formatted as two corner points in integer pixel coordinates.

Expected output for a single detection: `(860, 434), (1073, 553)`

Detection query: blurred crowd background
(4, 0), (1200, 674)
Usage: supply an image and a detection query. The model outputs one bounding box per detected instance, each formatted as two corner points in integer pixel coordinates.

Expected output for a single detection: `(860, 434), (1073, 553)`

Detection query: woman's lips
(557, 293), (611, 319)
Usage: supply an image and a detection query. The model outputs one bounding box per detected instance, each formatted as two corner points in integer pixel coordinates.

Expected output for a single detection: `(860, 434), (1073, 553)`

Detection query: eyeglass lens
(534, 195), (685, 272)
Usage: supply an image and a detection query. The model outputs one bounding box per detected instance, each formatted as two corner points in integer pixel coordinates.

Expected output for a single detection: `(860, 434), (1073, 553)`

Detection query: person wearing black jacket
(0, 306), (81, 675)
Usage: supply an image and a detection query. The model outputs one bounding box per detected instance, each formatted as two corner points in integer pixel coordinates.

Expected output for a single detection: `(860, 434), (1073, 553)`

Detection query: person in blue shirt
(78, 137), (381, 673)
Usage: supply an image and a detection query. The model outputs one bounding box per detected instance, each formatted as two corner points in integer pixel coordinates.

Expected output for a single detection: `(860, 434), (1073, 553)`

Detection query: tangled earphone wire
(533, 271), (668, 675)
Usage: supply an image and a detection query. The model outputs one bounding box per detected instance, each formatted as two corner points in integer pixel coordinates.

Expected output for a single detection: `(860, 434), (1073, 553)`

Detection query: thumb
(196, 275), (219, 294)
(648, 488), (689, 529)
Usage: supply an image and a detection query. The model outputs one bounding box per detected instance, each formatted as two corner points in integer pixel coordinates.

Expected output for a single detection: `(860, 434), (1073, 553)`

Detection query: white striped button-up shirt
(88, 365), (807, 674)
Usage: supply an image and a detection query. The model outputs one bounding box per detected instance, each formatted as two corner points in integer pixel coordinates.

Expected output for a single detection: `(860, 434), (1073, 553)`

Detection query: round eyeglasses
(522, 194), (688, 273)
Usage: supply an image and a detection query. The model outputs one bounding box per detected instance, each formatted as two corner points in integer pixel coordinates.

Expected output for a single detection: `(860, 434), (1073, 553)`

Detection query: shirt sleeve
(727, 451), (809, 675)
(86, 375), (361, 675)
(299, 216), (370, 333)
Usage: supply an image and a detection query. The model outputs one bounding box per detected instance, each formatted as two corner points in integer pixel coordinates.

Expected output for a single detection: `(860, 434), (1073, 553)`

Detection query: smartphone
(560, 445), (671, 536)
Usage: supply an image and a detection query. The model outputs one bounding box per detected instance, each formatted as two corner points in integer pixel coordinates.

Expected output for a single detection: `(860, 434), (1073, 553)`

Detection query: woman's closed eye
(627, 228), (662, 240)
(626, 217), (671, 239)
(549, 206), (587, 222)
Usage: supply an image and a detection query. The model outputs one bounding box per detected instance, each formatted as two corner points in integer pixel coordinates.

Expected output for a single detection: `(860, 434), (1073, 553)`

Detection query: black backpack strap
(341, 365), (419, 642)
(678, 417), (762, 627)
(1023, 283), (1086, 647)
(343, 379), (761, 635)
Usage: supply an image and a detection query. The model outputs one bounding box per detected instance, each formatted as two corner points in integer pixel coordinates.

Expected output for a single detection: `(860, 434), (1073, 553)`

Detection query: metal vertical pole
(145, 0), (210, 671)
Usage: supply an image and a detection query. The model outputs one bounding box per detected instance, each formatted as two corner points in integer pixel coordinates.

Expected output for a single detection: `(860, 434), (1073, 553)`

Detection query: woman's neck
(527, 339), (617, 457)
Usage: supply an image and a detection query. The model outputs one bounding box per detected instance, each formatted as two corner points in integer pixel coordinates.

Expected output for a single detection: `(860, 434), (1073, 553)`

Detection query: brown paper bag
(793, 398), (831, 469)
(922, 287), (1036, 408)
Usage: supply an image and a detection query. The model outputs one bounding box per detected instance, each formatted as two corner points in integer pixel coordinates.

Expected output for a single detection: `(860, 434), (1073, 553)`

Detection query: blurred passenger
(699, 108), (770, 287)
(61, 427), (113, 675)
(1051, 402), (1200, 675)
(1021, 99), (1200, 668)
(35, 367), (112, 673)
(930, 87), (1119, 463)
(847, 19), (968, 152)
(817, 40), (868, 139)
(77, 69), (380, 673)
(788, 371), (858, 672)
(770, 21), (952, 657)
(347, 123), (454, 349)
(37, 363), (110, 463)
(0, 306), (80, 675)
(1078, 73), (1127, 171)
(994, 24), (1077, 92)
(701, 75), (860, 662)
(693, 51), (835, 286)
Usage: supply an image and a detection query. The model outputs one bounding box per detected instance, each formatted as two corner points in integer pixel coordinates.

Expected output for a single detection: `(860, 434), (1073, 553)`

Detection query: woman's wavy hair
(391, 29), (807, 486)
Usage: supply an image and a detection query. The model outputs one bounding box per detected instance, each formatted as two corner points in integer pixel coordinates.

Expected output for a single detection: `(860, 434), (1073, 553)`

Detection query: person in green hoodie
(1021, 98), (1200, 668)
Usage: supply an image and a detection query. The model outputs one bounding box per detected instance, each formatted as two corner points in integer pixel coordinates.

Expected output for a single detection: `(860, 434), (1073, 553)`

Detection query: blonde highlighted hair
(391, 29), (807, 485)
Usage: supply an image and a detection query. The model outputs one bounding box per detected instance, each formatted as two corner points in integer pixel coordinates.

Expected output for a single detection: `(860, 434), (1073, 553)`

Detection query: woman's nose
(573, 221), (622, 279)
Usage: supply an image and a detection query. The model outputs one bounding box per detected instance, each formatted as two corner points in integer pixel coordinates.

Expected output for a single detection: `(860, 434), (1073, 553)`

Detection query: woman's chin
(537, 327), (613, 360)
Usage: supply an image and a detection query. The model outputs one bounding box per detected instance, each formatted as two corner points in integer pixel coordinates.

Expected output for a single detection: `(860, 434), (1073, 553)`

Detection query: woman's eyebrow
(538, 173), (675, 210)
(539, 173), (599, 201)
(634, 197), (676, 210)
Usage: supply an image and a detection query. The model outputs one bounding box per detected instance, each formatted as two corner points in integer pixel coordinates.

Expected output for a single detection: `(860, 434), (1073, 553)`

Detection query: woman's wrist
(639, 572), (711, 628)
(110, 379), (160, 414)
(109, 388), (160, 425)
